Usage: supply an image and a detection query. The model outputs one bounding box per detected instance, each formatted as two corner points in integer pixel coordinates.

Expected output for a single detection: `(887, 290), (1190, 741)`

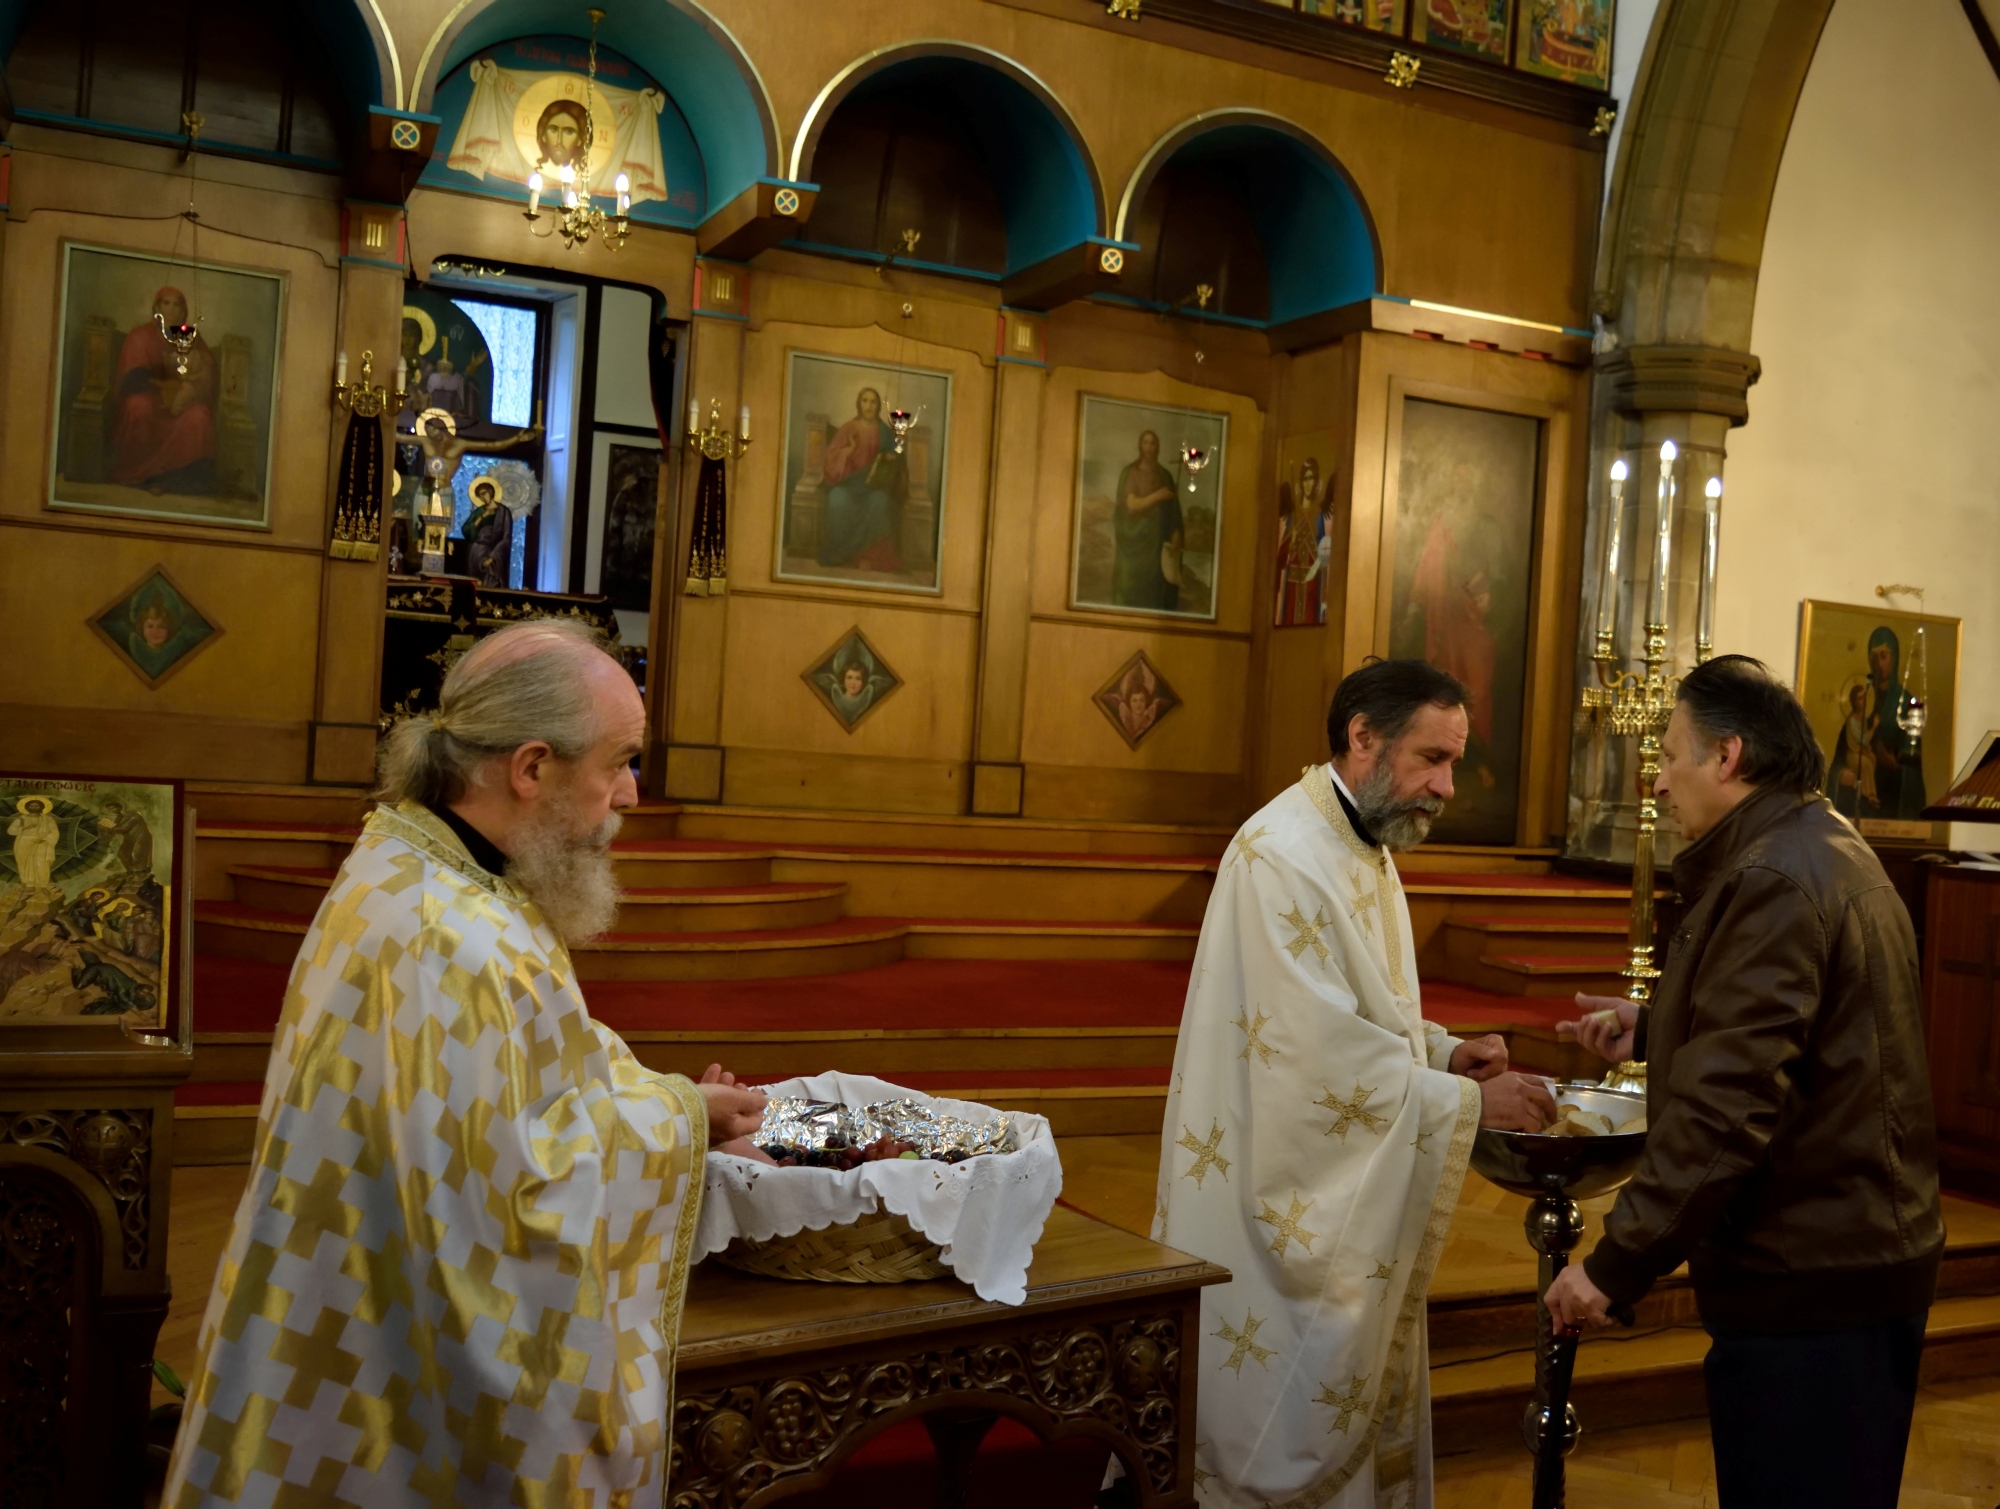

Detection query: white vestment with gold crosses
(164, 802), (708, 1509)
(1156, 765), (1480, 1509)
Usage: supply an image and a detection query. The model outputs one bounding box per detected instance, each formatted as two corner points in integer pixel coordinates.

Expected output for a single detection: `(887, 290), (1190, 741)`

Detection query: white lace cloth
(692, 1072), (1064, 1305)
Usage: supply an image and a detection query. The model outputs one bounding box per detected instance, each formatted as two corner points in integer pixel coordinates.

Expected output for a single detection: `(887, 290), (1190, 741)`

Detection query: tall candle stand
(1579, 441), (1720, 1065)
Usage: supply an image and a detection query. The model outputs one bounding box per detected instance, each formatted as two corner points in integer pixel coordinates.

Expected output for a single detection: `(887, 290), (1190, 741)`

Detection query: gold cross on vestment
(1256, 1193), (1322, 1258)
(1233, 1006), (1276, 1068)
(1192, 1443), (1214, 1489)
(1231, 824), (1273, 872)
(1214, 1309), (1275, 1375)
(1177, 1121), (1232, 1188)
(1316, 1372), (1371, 1433)
(1316, 1082), (1388, 1141)
(1346, 871), (1380, 938)
(1410, 1128), (1434, 1155)
(1368, 1258), (1397, 1304)
(1281, 902), (1332, 966)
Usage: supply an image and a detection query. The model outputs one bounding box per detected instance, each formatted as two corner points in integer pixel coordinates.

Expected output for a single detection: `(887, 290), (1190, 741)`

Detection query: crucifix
(1941, 912), (2000, 1106)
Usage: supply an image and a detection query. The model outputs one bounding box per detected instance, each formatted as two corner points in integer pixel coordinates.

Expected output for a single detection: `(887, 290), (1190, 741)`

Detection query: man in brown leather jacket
(1546, 654), (1942, 1508)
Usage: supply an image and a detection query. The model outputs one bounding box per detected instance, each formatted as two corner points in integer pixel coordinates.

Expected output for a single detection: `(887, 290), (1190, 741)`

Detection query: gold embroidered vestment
(165, 803), (707, 1507)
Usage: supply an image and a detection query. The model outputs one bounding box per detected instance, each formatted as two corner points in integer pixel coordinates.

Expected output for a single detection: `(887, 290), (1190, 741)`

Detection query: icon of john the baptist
(1111, 430), (1184, 612)
(816, 388), (908, 573)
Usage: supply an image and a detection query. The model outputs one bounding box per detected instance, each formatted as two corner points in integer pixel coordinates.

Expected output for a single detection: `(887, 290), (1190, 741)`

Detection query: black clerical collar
(429, 803), (509, 876)
(1328, 766), (1380, 849)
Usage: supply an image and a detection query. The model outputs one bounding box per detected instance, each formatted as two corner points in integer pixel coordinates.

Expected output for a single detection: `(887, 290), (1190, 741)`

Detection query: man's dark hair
(1327, 659), (1470, 756)
(1676, 654), (1826, 795)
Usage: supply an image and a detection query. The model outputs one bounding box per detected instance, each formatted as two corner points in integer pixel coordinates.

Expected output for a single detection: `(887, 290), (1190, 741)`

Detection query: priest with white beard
(166, 619), (768, 1508)
(1156, 659), (1557, 1508)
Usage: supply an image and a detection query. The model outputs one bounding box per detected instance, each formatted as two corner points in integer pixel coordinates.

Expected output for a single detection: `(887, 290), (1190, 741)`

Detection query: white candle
(336, 350), (348, 386)
(615, 171), (630, 216)
(738, 404), (750, 441)
(560, 163), (577, 210)
(1598, 458), (1627, 641)
(687, 397), (701, 436)
(395, 356), (407, 393)
(1698, 475), (1723, 655)
(527, 170), (542, 216)
(1651, 440), (1678, 630)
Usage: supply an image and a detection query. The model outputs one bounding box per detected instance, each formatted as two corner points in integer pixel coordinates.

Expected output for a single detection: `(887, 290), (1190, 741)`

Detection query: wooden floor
(157, 1141), (2000, 1502)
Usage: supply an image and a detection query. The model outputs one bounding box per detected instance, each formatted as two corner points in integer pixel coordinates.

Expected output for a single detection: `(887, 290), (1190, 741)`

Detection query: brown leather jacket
(1581, 785), (1943, 1332)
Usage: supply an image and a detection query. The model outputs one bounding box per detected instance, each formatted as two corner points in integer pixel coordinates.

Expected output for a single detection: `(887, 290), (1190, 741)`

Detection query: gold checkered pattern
(164, 803), (707, 1507)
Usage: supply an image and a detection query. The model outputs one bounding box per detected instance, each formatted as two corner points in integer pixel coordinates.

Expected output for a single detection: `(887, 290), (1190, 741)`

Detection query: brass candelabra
(1579, 440), (1721, 1080)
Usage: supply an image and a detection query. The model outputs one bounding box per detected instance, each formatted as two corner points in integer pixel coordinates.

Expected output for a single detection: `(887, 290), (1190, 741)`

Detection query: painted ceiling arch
(0, 0), (390, 125)
(790, 42), (1104, 277)
(414, 0), (780, 209)
(1118, 111), (1380, 327)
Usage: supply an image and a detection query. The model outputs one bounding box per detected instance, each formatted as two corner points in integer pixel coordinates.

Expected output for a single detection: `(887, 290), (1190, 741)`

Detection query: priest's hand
(1544, 1263), (1613, 1333)
(714, 1136), (777, 1164)
(698, 1062), (768, 1146)
(1478, 1071), (1559, 1131)
(1558, 994), (1639, 1062)
(1448, 1033), (1509, 1081)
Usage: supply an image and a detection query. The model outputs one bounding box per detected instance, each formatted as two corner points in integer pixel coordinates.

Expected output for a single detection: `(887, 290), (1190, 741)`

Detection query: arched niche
(0, 0), (386, 162)
(421, 34), (710, 226)
(791, 44), (1103, 280)
(414, 0), (779, 213)
(1115, 113), (1379, 328)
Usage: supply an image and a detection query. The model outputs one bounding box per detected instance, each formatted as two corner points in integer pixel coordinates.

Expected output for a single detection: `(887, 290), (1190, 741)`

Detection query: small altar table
(670, 1206), (1230, 1507)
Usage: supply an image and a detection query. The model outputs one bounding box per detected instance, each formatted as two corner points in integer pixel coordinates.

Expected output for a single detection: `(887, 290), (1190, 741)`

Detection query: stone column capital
(1596, 344), (1764, 426)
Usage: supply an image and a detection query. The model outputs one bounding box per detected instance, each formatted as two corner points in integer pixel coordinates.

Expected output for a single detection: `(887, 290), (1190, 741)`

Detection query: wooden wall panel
(716, 594), (979, 766)
(1020, 619), (1250, 775)
(0, 524), (322, 723)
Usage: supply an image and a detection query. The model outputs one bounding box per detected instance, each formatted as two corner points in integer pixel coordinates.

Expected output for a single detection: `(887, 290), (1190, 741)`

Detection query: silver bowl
(1470, 1084), (1649, 1201)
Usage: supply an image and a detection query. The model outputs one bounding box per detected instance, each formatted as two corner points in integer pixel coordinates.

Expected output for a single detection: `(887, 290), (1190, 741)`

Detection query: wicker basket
(715, 1211), (948, 1284)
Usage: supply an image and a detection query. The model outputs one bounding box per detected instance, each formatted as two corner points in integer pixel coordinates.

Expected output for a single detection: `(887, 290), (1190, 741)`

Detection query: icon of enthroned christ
(446, 54), (671, 204)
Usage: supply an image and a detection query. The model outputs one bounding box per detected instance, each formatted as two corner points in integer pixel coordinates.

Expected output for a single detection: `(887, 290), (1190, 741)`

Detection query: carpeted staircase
(176, 782), (1635, 1162)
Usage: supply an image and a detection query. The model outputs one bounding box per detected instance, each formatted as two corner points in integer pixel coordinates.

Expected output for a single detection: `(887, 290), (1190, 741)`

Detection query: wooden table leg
(922, 1408), (999, 1509)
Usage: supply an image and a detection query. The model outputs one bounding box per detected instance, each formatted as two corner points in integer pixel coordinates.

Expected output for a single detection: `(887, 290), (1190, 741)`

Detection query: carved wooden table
(670, 1206), (1229, 1507)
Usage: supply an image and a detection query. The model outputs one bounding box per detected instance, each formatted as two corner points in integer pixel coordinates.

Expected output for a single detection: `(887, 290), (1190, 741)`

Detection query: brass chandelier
(523, 9), (631, 252)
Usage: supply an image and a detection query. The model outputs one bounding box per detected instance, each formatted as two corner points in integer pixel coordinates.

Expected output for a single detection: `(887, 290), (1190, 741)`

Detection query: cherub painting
(1093, 651), (1183, 750)
(801, 629), (902, 732)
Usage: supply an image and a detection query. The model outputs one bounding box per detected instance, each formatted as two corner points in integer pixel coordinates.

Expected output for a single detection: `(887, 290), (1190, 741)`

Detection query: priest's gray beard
(505, 800), (624, 942)
(1351, 760), (1447, 851)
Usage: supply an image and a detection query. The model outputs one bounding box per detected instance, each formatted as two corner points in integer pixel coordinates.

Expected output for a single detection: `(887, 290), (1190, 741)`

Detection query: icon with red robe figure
(1389, 404), (1540, 846)
(111, 287), (219, 496)
(52, 245), (284, 527)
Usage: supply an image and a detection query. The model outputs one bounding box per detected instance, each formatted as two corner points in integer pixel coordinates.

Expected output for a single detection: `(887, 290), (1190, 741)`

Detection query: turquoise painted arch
(413, 0), (780, 211)
(1117, 111), (1381, 327)
(0, 0), (392, 128)
(790, 42), (1105, 278)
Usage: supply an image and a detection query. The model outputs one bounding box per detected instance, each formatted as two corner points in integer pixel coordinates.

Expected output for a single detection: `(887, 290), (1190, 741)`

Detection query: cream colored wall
(1717, 0), (2000, 850)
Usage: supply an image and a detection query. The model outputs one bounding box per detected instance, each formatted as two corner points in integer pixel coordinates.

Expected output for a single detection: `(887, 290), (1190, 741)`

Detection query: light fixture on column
(522, 9), (631, 252)
(683, 398), (750, 597)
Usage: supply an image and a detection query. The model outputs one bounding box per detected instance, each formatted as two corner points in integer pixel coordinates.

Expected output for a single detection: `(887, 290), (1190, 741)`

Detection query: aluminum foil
(756, 1097), (1016, 1159)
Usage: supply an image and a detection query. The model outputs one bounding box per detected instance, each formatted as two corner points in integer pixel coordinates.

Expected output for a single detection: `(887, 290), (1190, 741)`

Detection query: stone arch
(1596, 0), (1838, 362)
(789, 41), (1105, 274)
(410, 0), (781, 208)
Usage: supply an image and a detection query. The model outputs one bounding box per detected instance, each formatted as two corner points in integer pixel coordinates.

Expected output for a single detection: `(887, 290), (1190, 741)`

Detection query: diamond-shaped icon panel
(88, 566), (221, 688)
(1094, 650), (1180, 749)
(802, 627), (902, 732)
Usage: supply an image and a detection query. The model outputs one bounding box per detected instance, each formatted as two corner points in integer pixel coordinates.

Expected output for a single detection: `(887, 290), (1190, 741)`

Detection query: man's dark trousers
(1703, 1312), (1926, 1508)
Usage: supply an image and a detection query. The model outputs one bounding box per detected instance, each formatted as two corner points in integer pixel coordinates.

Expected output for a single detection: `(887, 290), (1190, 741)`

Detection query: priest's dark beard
(505, 803), (623, 942)
(1351, 762), (1446, 851)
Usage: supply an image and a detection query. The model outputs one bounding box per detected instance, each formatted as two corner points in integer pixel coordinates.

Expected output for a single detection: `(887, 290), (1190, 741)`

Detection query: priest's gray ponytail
(376, 618), (612, 807)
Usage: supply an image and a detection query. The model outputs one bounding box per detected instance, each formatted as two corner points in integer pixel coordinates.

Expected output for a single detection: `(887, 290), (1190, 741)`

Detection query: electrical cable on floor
(1429, 1320), (1705, 1370)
